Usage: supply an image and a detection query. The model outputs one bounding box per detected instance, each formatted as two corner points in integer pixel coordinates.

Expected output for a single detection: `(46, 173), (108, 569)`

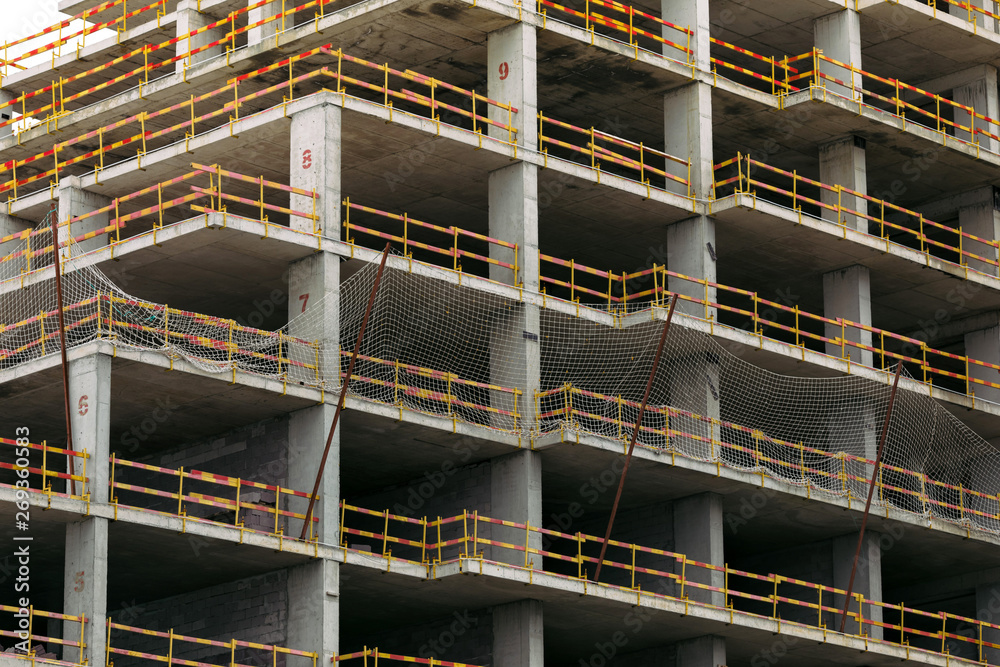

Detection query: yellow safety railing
(1, 436), (89, 500)
(107, 621), (319, 667)
(0, 0), (168, 79)
(535, 382), (1000, 531)
(713, 152), (1000, 277)
(334, 649), (483, 667)
(535, 0), (693, 61)
(0, 44), (518, 201)
(0, 164), (317, 276)
(342, 198), (519, 281)
(538, 112), (690, 194)
(338, 349), (522, 430)
(0, 605), (86, 658)
(110, 454), (321, 540)
(337, 502), (1000, 662)
(781, 48), (1000, 150)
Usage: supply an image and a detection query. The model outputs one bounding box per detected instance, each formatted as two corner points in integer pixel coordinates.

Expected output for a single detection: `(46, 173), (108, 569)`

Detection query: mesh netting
(3, 240), (1000, 534)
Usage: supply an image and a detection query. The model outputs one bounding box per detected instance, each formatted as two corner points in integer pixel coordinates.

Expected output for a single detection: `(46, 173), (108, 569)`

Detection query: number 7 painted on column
(299, 293), (309, 313)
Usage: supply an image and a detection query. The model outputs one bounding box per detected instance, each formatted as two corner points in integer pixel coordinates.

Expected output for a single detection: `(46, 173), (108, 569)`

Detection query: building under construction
(9, 0), (1000, 665)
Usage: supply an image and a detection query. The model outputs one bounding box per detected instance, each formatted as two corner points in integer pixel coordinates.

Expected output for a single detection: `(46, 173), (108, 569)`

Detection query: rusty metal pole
(300, 243), (392, 540)
(593, 294), (678, 583)
(50, 202), (77, 497)
(839, 360), (904, 634)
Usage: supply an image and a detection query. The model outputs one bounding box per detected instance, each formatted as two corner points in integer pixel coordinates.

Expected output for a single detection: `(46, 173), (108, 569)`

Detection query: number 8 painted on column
(499, 62), (509, 80)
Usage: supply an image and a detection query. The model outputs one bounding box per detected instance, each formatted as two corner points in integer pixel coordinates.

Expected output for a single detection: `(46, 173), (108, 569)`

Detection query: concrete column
(287, 560), (339, 663)
(63, 518), (108, 664)
(0, 90), (16, 139)
(676, 635), (726, 667)
(68, 354), (111, 501)
(489, 450), (542, 566)
(954, 67), (1000, 154)
(967, 0), (1000, 32)
(673, 493), (724, 606)
(492, 600), (543, 667)
(661, 0), (710, 69)
(175, 0), (226, 74)
(976, 583), (1000, 664)
(832, 532), (883, 638)
(664, 82), (714, 319)
(959, 195), (1000, 276)
(814, 10), (862, 100)
(0, 212), (31, 277)
(58, 176), (111, 257)
(966, 325), (1000, 404)
(819, 136), (868, 233)
(290, 104), (341, 237)
(288, 406), (338, 542)
(487, 22), (537, 151)
(287, 252), (339, 386)
(822, 265), (873, 366)
(248, 1), (282, 47)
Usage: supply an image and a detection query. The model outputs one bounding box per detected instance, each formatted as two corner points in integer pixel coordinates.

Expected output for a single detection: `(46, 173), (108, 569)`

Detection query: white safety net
(3, 245), (1000, 534)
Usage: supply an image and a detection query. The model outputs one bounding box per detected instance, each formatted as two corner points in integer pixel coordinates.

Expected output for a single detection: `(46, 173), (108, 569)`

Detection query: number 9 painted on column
(499, 62), (509, 80)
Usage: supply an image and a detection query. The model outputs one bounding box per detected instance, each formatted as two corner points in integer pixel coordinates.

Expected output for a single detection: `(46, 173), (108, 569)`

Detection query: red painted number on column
(78, 395), (89, 416)
(302, 149), (313, 170)
(74, 571), (85, 592)
(299, 293), (310, 313)
(499, 62), (510, 80)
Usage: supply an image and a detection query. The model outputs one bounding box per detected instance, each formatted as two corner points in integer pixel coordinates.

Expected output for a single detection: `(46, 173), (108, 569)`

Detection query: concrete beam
(489, 450), (542, 567)
(68, 354), (111, 502)
(487, 22), (537, 151)
(58, 176), (111, 257)
(492, 599), (543, 667)
(289, 103), (341, 237)
(674, 493), (723, 607)
(63, 518), (108, 665)
(819, 136), (868, 233)
(822, 265), (873, 366)
(814, 9), (862, 100)
(175, 0), (226, 74)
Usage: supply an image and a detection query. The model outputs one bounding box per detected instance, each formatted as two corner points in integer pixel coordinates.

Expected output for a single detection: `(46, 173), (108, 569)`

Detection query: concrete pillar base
(58, 176), (112, 257)
(822, 265), (873, 366)
(287, 560), (339, 662)
(175, 0), (226, 74)
(819, 136), (868, 233)
(954, 66), (999, 154)
(666, 216), (716, 319)
(63, 518), (108, 665)
(489, 450), (542, 566)
(814, 10), (862, 100)
(966, 324), (1000, 404)
(288, 405), (338, 542)
(492, 599), (543, 667)
(290, 105), (341, 237)
(832, 532), (883, 639)
(68, 354), (111, 500)
(674, 493), (724, 607)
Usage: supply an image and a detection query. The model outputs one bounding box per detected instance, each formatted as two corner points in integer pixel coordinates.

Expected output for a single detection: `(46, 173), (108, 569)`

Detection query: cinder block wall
(108, 570), (288, 667)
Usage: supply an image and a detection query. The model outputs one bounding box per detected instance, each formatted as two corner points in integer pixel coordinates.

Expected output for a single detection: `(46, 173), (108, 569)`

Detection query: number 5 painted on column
(74, 571), (85, 592)
(299, 293), (310, 313)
